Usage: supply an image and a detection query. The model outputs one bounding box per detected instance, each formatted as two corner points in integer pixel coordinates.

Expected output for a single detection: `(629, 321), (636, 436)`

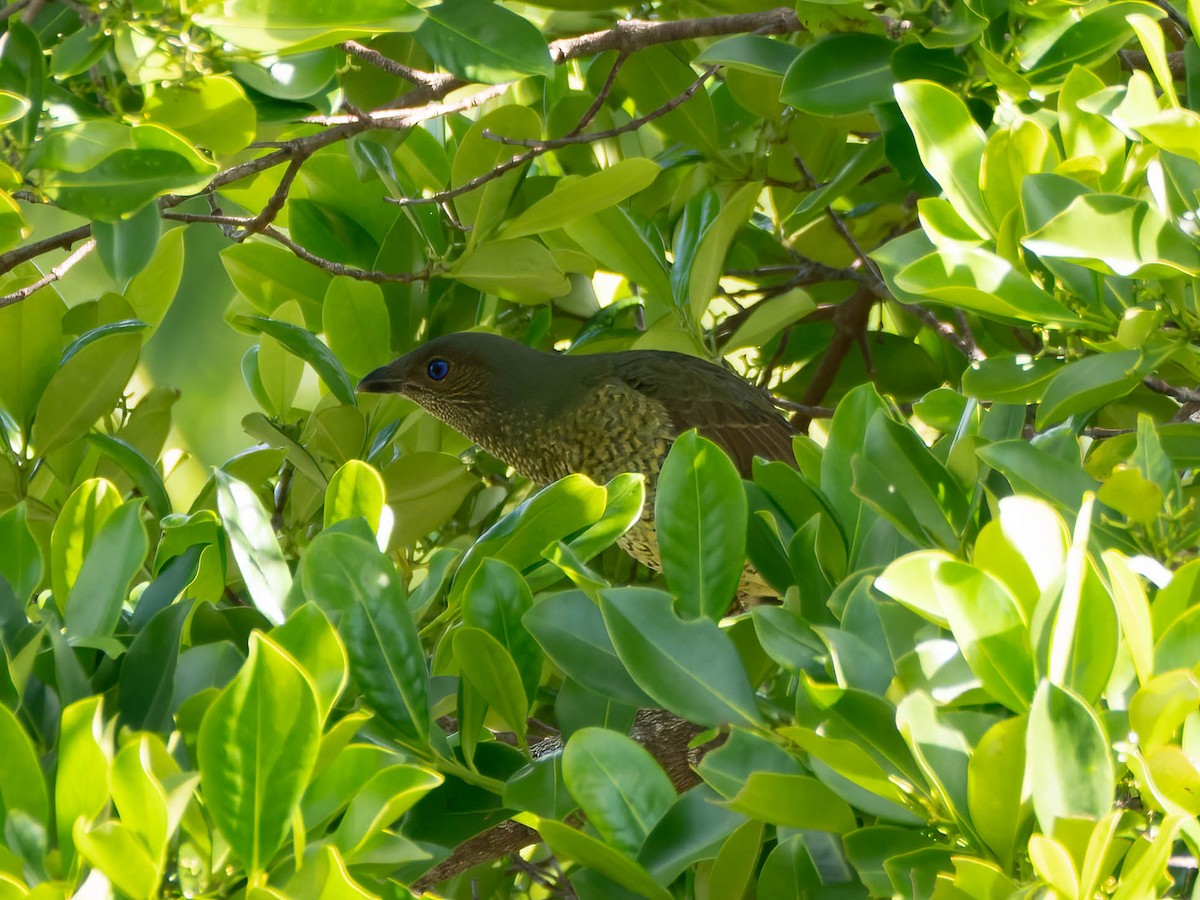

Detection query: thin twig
(341, 40), (460, 91)
(0, 239), (96, 308)
(0, 224), (93, 276)
(547, 7), (801, 63)
(0, 0), (32, 21)
(1144, 376), (1200, 405)
(564, 51), (629, 137)
(391, 64), (719, 209)
(261, 226), (427, 283)
(239, 150), (310, 237)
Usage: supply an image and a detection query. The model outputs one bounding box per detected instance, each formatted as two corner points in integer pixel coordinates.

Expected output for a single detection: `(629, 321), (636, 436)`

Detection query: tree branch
(0, 224), (93, 276)
(0, 238), (96, 308)
(1143, 375), (1200, 405)
(547, 7), (801, 63)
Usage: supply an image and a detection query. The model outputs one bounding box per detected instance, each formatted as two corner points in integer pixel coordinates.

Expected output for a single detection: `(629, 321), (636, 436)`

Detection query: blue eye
(427, 358), (450, 381)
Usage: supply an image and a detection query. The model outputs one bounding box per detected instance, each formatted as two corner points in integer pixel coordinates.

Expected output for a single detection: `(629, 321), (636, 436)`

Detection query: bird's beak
(357, 360), (406, 394)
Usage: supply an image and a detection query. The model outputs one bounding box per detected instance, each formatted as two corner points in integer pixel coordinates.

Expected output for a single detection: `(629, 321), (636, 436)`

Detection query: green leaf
(0, 22), (42, 145)
(75, 820), (160, 900)
(704, 819), (763, 900)
(418, 0), (553, 82)
(655, 431), (747, 620)
(1025, 193), (1200, 278)
(977, 441), (1100, 518)
(893, 80), (991, 237)
(722, 772), (856, 833)
(1026, 680), (1114, 836)
(64, 499), (148, 639)
(894, 244), (1095, 327)
(50, 478), (122, 616)
(0, 703), (49, 831)
(198, 633), (321, 879)
(118, 599), (192, 732)
(93, 202), (161, 286)
(141, 74), (257, 155)
(637, 785), (745, 884)
(56, 697), (110, 867)
(216, 470), (291, 625)
(695, 35), (800, 75)
(195, 0), (422, 54)
(562, 206), (672, 305)
(0, 502), (42, 603)
(0, 283), (62, 430)
(0, 90), (30, 127)
(110, 736), (171, 878)
(967, 716), (1029, 870)
(502, 160), (661, 239)
(451, 474), (607, 604)
(687, 182), (761, 320)
(1129, 670), (1200, 752)
(448, 238), (570, 302)
(931, 559), (1035, 712)
(322, 278), (391, 380)
(450, 105), (541, 238)
(562, 728), (675, 854)
(962, 355), (1064, 404)
(31, 331), (140, 453)
(40, 124), (219, 222)
(272, 603), (348, 723)
(333, 767), (443, 860)
(1024, 2), (1163, 86)
(853, 412), (968, 551)
(221, 240), (331, 317)
(619, 46), (720, 156)
(781, 34), (896, 116)
(524, 590), (653, 707)
(454, 626), (531, 745)
(321, 537), (431, 747)
(324, 459), (385, 533)
(535, 817), (673, 900)
(599, 587), (763, 728)
(382, 451), (478, 546)
(463, 558), (540, 704)
(87, 433), (171, 520)
(896, 692), (980, 846)
(233, 314), (357, 406)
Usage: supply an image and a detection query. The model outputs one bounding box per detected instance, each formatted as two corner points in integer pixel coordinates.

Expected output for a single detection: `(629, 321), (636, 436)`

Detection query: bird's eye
(426, 358), (450, 381)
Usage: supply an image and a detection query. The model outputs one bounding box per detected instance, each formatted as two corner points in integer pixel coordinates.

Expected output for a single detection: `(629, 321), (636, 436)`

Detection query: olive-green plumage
(358, 332), (797, 577)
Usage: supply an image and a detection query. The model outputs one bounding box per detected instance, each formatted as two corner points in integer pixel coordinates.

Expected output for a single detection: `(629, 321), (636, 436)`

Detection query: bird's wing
(612, 353), (797, 476)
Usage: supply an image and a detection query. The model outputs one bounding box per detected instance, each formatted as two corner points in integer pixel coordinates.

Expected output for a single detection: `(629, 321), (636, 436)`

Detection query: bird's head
(357, 332), (573, 442)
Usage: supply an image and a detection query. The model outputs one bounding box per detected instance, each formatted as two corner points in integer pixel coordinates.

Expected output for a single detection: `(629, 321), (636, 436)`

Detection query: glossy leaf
(216, 471), (290, 625)
(1026, 681), (1114, 836)
(198, 633), (321, 879)
(599, 587), (763, 728)
(655, 431), (747, 620)
(563, 728), (675, 854)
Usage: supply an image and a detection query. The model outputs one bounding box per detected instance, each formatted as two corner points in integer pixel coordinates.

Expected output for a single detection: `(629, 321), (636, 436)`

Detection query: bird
(357, 331), (797, 584)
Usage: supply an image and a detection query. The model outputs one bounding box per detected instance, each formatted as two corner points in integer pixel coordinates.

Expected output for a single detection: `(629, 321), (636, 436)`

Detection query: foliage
(0, 0), (1199, 897)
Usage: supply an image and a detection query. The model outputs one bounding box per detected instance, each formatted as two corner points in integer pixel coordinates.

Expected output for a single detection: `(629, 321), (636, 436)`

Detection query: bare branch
(548, 7), (801, 63)
(0, 239), (96, 308)
(0, 224), (93, 277)
(1144, 375), (1200, 405)
(392, 64), (719, 209)
(341, 40), (460, 91)
(239, 150), (310, 237)
(0, 0), (32, 22)
(565, 52), (629, 137)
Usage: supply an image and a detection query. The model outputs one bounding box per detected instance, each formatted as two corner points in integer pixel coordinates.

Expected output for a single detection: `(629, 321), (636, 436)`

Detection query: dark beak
(357, 360), (406, 394)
